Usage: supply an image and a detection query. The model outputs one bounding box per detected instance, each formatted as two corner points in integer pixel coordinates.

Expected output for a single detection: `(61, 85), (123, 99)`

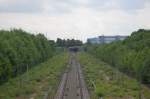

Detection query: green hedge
(87, 29), (150, 84)
(0, 29), (55, 84)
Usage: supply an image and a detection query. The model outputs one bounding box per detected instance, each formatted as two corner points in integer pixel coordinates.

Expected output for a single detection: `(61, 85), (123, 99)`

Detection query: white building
(87, 35), (128, 44)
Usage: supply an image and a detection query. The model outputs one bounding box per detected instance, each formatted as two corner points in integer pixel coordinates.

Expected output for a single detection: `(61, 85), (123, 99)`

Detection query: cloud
(86, 0), (148, 13)
(0, 0), (148, 14)
(0, 0), (150, 42)
(0, 0), (42, 13)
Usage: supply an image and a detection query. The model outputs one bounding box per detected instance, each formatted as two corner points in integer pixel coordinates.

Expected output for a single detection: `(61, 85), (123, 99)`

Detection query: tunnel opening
(69, 47), (80, 53)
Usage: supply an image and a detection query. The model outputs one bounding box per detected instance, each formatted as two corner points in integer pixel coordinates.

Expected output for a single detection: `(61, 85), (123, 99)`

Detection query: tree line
(56, 38), (83, 47)
(86, 29), (150, 84)
(0, 29), (55, 84)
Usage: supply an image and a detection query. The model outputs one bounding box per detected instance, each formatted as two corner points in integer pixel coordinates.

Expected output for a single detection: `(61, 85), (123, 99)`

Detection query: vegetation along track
(55, 53), (90, 99)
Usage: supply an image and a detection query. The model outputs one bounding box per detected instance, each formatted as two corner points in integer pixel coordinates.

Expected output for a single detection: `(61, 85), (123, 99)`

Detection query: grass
(0, 52), (69, 99)
(77, 52), (150, 99)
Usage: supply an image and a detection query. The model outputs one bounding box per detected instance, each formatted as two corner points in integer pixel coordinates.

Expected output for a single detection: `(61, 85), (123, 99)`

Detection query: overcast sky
(0, 0), (150, 42)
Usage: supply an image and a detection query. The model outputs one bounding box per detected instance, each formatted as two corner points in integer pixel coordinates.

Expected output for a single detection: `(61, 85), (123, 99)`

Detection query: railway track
(54, 53), (90, 99)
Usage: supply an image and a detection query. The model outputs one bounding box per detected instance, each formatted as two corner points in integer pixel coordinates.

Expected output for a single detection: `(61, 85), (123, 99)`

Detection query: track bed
(55, 53), (90, 99)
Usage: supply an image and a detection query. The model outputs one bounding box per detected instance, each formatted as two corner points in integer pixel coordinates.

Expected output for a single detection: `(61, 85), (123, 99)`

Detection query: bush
(87, 29), (150, 84)
(0, 29), (55, 84)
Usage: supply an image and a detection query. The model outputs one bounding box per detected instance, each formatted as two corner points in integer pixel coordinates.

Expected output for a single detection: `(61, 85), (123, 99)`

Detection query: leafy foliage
(0, 52), (68, 99)
(86, 29), (150, 84)
(0, 29), (55, 84)
(78, 53), (150, 99)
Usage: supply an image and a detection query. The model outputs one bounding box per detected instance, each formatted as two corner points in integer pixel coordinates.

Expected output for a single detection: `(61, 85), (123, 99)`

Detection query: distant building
(87, 37), (100, 44)
(87, 35), (128, 44)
